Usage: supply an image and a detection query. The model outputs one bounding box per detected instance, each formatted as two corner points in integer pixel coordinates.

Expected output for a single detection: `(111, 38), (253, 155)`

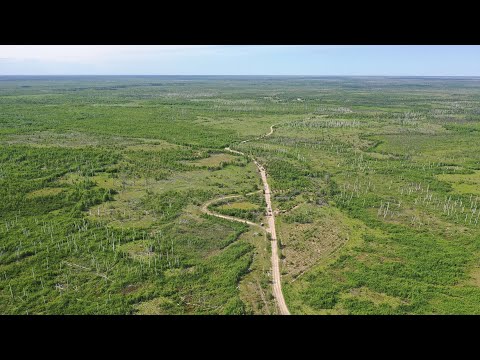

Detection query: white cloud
(0, 45), (360, 67)
(0, 45), (218, 63)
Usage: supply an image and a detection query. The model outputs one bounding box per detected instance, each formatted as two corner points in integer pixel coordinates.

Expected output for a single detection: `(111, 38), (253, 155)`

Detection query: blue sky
(0, 45), (479, 76)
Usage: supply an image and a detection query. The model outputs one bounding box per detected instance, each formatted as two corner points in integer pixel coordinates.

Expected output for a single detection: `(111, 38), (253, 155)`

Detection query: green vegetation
(1, 75), (480, 314)
(208, 193), (265, 222)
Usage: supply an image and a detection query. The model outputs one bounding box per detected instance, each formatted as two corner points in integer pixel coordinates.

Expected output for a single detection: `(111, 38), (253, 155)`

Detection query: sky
(0, 45), (479, 76)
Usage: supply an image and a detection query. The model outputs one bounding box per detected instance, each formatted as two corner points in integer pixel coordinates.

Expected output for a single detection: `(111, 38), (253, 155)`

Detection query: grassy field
(1, 75), (480, 314)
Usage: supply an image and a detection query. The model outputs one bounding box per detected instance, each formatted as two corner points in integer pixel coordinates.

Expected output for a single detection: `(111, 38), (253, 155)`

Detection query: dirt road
(203, 124), (290, 315)
(254, 161), (290, 315)
(201, 195), (262, 229)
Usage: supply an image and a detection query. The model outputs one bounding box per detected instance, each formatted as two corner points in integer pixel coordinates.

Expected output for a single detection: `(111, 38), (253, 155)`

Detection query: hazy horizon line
(2, 74), (480, 78)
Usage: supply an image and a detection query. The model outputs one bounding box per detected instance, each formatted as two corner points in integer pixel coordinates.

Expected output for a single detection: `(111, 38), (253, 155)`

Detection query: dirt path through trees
(202, 124), (290, 315)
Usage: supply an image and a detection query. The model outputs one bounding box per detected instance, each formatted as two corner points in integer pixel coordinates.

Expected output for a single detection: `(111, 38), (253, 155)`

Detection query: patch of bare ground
(342, 287), (408, 308)
(467, 268), (480, 287)
(135, 296), (179, 315)
(465, 255), (480, 287)
(26, 187), (64, 199)
(277, 205), (351, 282)
(121, 284), (141, 295)
(184, 153), (239, 167)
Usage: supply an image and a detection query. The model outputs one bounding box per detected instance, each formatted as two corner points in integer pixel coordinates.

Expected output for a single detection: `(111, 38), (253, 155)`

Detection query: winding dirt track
(202, 124), (290, 315)
(201, 195), (262, 229)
